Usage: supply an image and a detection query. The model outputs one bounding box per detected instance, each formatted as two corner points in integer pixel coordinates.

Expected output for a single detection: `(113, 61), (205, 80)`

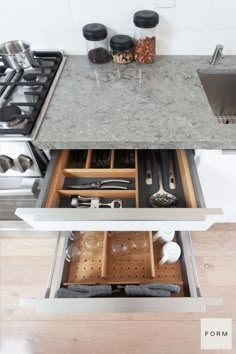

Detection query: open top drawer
(16, 149), (223, 231)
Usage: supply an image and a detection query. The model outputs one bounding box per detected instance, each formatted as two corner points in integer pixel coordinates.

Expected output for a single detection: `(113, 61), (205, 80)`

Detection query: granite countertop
(35, 55), (236, 149)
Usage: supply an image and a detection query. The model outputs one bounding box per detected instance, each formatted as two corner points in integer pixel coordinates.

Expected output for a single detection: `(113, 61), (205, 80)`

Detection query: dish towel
(124, 283), (181, 297)
(55, 285), (112, 298)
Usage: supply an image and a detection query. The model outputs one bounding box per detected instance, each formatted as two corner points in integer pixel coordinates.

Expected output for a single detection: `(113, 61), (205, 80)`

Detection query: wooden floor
(0, 230), (236, 354)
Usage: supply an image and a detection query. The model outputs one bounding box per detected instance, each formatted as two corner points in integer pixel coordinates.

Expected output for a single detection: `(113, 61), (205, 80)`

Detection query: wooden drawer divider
(45, 149), (139, 208)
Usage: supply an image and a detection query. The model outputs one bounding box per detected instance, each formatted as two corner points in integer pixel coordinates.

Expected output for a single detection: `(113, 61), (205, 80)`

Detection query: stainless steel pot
(0, 40), (34, 70)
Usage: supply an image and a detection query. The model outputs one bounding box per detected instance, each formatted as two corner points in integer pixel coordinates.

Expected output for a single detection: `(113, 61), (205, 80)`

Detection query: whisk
(149, 151), (177, 208)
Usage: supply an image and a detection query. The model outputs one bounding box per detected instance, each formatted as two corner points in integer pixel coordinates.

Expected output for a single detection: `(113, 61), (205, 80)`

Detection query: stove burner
(0, 51), (63, 136)
(0, 106), (27, 129)
(23, 73), (37, 82)
(0, 106), (21, 122)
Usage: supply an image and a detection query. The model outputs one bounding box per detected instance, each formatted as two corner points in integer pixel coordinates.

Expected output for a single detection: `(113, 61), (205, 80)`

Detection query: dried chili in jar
(133, 10), (159, 64)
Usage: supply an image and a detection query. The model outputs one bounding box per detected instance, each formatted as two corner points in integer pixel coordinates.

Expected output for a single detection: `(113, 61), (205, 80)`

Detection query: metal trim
(44, 231), (62, 298)
(20, 297), (223, 313)
(187, 150), (207, 208)
(35, 150), (60, 207)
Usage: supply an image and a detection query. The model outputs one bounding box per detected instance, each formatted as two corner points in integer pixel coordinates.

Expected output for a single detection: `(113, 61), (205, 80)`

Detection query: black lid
(134, 10), (159, 28)
(82, 23), (108, 41)
(110, 35), (134, 51)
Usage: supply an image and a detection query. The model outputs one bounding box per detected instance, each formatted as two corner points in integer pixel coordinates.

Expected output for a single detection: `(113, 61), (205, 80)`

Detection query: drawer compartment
(15, 149), (223, 231)
(64, 231), (156, 285)
(42, 149), (196, 209)
(45, 149), (139, 209)
(58, 231), (191, 298)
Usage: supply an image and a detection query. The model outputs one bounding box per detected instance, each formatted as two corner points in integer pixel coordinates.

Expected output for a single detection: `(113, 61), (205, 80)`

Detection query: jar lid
(134, 10), (159, 28)
(110, 35), (134, 51)
(82, 23), (108, 41)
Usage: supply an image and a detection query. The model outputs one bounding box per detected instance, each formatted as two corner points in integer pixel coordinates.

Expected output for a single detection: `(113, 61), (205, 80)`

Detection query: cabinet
(195, 149), (236, 223)
(16, 149), (223, 313)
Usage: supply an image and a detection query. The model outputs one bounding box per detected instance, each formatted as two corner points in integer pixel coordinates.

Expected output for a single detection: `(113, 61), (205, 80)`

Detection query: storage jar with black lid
(82, 23), (110, 64)
(133, 10), (159, 64)
(110, 35), (134, 64)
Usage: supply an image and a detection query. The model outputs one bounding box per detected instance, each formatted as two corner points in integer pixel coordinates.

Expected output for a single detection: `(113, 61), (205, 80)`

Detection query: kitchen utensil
(0, 40), (34, 70)
(66, 179), (130, 190)
(124, 283), (180, 297)
(96, 150), (103, 168)
(168, 150), (176, 190)
(118, 150), (135, 168)
(145, 150), (153, 185)
(159, 241), (181, 266)
(55, 285), (112, 298)
(149, 151), (177, 208)
(102, 150), (111, 168)
(152, 230), (175, 244)
(70, 195), (122, 208)
(91, 150), (111, 168)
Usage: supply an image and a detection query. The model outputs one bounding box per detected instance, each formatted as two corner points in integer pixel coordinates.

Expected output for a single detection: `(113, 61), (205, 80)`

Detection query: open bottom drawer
(20, 231), (222, 313)
(16, 149), (223, 231)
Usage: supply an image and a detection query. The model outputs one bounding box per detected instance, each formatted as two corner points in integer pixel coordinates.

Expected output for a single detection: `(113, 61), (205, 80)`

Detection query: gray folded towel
(142, 283), (181, 293)
(124, 283), (181, 297)
(55, 285), (112, 298)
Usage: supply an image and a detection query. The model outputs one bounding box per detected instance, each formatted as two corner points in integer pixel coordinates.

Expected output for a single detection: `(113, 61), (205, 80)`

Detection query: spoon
(149, 151), (177, 208)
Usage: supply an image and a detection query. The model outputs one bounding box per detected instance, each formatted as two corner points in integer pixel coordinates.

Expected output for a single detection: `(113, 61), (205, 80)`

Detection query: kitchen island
(34, 55), (236, 149)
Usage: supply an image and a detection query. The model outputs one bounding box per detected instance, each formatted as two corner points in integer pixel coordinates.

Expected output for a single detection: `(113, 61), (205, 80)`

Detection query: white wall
(1, 0), (236, 55)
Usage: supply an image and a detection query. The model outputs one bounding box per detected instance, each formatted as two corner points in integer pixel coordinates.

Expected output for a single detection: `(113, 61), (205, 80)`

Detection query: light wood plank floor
(0, 230), (236, 354)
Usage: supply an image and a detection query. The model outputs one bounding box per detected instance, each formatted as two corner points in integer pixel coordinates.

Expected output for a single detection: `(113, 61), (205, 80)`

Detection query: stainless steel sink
(198, 70), (236, 124)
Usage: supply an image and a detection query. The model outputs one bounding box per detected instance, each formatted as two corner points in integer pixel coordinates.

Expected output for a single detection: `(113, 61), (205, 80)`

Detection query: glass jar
(110, 35), (134, 64)
(133, 10), (159, 64)
(82, 23), (110, 64)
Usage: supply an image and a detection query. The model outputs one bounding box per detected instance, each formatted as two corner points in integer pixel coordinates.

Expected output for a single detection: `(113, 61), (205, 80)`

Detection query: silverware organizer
(45, 149), (139, 209)
(138, 150), (187, 208)
(45, 149), (198, 209)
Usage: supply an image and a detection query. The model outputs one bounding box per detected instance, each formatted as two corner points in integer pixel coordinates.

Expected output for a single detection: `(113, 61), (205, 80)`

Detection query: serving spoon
(149, 151), (177, 208)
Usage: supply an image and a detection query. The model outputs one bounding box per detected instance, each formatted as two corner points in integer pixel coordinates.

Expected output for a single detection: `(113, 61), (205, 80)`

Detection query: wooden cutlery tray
(45, 149), (197, 209)
(63, 231), (185, 296)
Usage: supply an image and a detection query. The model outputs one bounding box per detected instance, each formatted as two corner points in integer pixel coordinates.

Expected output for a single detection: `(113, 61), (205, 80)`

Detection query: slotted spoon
(149, 151), (177, 208)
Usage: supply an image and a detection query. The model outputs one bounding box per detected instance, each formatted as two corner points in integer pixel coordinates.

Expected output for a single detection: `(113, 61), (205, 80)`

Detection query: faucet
(210, 44), (224, 65)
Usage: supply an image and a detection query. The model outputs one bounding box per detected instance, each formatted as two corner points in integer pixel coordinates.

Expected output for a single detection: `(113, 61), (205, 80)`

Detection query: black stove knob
(16, 154), (33, 173)
(0, 155), (14, 173)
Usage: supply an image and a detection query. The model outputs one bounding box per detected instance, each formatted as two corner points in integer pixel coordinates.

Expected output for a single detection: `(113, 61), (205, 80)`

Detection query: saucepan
(0, 40), (34, 70)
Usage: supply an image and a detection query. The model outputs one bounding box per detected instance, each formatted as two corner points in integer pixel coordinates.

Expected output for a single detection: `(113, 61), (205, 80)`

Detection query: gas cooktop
(0, 51), (66, 141)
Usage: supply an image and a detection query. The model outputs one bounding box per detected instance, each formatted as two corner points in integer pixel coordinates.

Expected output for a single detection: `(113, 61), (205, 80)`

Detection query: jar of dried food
(82, 23), (110, 64)
(133, 10), (159, 64)
(110, 35), (134, 64)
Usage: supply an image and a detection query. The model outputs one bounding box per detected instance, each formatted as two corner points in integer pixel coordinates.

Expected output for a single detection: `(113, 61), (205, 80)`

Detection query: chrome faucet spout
(210, 44), (224, 65)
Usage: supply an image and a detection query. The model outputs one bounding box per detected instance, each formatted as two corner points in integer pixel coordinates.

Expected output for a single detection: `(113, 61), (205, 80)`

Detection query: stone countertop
(35, 55), (236, 149)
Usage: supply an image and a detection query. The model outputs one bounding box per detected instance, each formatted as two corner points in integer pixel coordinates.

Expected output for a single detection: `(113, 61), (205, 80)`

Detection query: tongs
(70, 196), (122, 208)
(66, 179), (130, 190)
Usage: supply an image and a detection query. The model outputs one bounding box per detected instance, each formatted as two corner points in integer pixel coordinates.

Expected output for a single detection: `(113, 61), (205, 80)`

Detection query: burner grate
(0, 51), (63, 136)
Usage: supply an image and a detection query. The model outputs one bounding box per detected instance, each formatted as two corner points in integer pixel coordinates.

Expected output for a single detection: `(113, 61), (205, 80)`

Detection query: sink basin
(198, 70), (236, 124)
